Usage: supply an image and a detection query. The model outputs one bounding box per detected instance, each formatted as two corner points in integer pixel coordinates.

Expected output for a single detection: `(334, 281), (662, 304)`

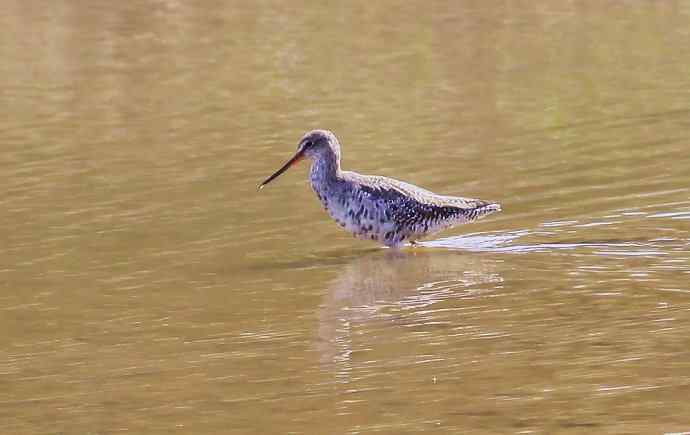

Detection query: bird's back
(343, 171), (492, 207)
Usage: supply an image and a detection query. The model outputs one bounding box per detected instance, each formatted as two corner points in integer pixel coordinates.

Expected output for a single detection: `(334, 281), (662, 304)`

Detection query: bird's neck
(309, 152), (340, 188)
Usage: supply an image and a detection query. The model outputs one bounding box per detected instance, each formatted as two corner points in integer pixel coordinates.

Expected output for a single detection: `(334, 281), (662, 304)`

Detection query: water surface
(2, 1), (690, 434)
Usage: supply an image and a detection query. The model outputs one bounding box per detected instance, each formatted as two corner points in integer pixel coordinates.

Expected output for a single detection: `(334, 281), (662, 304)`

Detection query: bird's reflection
(317, 249), (503, 369)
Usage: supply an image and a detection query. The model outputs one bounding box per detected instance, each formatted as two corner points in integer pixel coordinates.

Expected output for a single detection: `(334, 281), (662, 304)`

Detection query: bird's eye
(305, 141), (313, 147)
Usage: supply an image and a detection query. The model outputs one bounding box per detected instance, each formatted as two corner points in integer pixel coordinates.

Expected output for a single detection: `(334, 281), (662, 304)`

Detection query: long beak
(259, 148), (306, 189)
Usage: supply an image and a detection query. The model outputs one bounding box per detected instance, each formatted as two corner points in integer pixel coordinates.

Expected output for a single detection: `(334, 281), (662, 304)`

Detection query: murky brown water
(2, 1), (690, 434)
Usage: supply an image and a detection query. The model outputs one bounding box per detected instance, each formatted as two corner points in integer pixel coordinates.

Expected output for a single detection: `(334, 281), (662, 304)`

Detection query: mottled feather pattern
(314, 171), (501, 246)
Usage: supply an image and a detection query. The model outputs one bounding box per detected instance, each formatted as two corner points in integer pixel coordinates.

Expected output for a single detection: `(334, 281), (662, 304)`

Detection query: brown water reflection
(2, 1), (690, 434)
(318, 251), (503, 366)
(313, 237), (690, 433)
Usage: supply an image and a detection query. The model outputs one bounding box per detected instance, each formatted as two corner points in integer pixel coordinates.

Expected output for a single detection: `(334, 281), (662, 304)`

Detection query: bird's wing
(342, 171), (492, 210)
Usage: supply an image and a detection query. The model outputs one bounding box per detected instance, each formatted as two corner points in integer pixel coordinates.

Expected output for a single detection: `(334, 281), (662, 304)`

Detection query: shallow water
(2, 1), (690, 434)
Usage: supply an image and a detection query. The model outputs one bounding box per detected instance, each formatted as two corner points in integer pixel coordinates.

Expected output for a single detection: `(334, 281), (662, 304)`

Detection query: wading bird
(259, 130), (501, 248)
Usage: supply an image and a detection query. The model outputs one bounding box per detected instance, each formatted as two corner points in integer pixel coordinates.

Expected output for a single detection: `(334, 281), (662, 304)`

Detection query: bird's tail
(468, 201), (501, 221)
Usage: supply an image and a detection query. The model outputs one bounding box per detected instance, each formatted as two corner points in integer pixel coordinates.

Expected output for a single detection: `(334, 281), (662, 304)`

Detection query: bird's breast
(311, 182), (395, 241)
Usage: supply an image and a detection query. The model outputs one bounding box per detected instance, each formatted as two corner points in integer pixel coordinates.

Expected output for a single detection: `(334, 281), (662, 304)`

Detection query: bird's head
(259, 130), (340, 189)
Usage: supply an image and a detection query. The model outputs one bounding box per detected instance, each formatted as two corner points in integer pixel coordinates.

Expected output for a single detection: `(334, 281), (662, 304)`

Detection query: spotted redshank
(259, 130), (501, 248)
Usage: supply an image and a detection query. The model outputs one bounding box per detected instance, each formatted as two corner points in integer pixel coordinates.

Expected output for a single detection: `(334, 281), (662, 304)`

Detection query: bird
(259, 130), (501, 248)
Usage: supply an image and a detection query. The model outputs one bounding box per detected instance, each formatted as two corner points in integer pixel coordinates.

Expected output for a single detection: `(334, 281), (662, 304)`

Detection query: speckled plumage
(260, 130), (501, 248)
